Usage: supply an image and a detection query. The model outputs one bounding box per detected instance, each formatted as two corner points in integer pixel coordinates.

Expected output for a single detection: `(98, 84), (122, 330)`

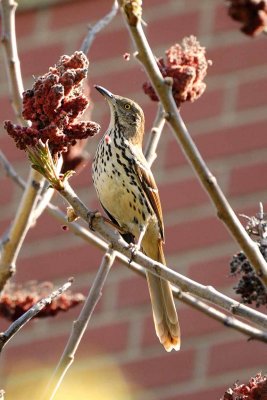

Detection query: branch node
(164, 76), (173, 87)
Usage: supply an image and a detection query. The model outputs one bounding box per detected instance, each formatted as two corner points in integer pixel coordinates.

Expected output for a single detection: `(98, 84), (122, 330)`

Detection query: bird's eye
(124, 104), (131, 110)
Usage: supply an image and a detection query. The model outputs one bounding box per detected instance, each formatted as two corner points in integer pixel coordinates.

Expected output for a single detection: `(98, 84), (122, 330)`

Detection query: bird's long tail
(143, 237), (180, 352)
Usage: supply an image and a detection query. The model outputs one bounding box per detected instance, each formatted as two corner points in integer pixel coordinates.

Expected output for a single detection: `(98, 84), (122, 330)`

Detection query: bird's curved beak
(94, 85), (116, 105)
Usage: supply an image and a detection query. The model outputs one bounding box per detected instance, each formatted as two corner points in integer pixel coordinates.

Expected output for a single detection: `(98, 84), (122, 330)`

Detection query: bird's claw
(127, 242), (140, 264)
(87, 210), (101, 231)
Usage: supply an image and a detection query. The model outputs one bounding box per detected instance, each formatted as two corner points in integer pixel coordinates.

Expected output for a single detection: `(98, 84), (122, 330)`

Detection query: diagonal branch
(1, 0), (23, 123)
(144, 103), (165, 167)
(0, 279), (73, 352)
(117, 1), (267, 287)
(51, 179), (267, 330)
(80, 0), (119, 55)
(0, 0), (46, 291)
(1, 151), (267, 342)
(42, 249), (116, 400)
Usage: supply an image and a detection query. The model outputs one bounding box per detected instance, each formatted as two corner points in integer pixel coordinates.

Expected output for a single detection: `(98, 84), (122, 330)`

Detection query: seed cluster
(143, 36), (211, 108)
(4, 51), (100, 155)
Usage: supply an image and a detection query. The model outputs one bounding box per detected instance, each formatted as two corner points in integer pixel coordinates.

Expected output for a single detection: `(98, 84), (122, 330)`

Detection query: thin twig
(0, 0), (24, 123)
(127, 262), (267, 343)
(0, 150), (24, 189)
(42, 249), (116, 400)
(52, 181), (267, 330)
(0, 170), (44, 291)
(0, 279), (73, 352)
(80, 0), (119, 54)
(0, 0), (47, 291)
(2, 151), (267, 335)
(144, 103), (165, 167)
(117, 1), (267, 287)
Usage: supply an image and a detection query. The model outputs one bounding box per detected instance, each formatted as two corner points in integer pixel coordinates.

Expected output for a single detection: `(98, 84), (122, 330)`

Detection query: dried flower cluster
(4, 51), (100, 155)
(230, 250), (267, 306)
(143, 36), (211, 108)
(230, 210), (267, 307)
(226, 0), (267, 36)
(0, 281), (85, 321)
(222, 373), (267, 399)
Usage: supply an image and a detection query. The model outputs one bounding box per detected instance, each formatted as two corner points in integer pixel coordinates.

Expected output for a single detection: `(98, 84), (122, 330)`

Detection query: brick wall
(0, 0), (267, 399)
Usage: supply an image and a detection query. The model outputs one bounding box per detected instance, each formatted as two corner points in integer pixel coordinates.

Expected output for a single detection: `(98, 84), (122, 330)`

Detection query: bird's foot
(87, 210), (101, 231)
(127, 242), (140, 264)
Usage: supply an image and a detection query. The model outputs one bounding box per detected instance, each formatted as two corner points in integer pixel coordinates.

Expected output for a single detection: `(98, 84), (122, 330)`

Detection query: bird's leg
(128, 224), (147, 263)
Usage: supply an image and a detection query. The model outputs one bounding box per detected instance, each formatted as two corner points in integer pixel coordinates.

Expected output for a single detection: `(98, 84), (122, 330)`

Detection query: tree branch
(2, 151), (267, 342)
(117, 1), (267, 287)
(0, 0), (24, 123)
(0, 279), (73, 352)
(144, 103), (165, 167)
(80, 0), (119, 55)
(0, 0), (47, 291)
(42, 249), (116, 400)
(49, 179), (267, 330)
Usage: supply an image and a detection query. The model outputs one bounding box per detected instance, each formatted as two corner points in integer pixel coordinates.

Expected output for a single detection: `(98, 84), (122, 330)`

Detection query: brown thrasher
(92, 85), (180, 351)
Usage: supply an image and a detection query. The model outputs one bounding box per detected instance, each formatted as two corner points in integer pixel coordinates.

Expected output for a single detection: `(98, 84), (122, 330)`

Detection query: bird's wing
(132, 149), (164, 241)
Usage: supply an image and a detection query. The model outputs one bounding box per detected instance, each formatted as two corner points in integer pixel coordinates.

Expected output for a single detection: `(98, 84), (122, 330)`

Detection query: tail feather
(144, 239), (181, 352)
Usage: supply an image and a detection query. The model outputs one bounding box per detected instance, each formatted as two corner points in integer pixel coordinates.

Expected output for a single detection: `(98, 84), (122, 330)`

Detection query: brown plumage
(92, 85), (180, 351)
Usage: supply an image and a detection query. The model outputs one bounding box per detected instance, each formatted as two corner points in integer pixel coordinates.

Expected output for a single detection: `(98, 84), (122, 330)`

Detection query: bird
(92, 85), (180, 351)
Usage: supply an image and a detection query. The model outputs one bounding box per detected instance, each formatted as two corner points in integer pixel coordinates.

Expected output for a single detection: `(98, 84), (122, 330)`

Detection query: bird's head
(95, 85), (144, 145)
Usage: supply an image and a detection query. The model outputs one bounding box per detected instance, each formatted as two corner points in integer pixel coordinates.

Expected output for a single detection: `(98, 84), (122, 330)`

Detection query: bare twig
(0, 149), (24, 189)
(45, 180), (267, 330)
(0, 170), (45, 291)
(177, 291), (267, 342)
(145, 103), (165, 167)
(117, 1), (267, 286)
(42, 249), (116, 400)
(0, 0), (24, 123)
(0, 0), (48, 291)
(0, 153), (267, 340)
(2, 152), (267, 341)
(80, 0), (119, 54)
(0, 279), (73, 352)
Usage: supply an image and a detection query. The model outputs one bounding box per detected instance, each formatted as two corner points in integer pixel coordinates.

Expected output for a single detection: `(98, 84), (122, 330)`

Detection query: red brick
(5, 321), (128, 370)
(165, 216), (230, 254)
(18, 242), (105, 282)
(188, 256), (232, 288)
(208, 339), (267, 375)
(147, 11), (200, 47)
(49, 0), (114, 30)
(78, 320), (129, 355)
(159, 178), (208, 212)
(25, 210), (69, 242)
(164, 386), (226, 400)
(78, 28), (130, 62)
(181, 88), (224, 123)
(213, 3), (238, 32)
(123, 349), (195, 388)
(116, 275), (150, 309)
(93, 64), (146, 98)
(165, 120), (267, 169)
(229, 161), (267, 196)
(20, 43), (64, 78)
(0, 176), (13, 205)
(236, 78), (267, 110)
(0, 95), (17, 121)
(209, 38), (267, 76)
(16, 9), (37, 38)
(0, 135), (25, 163)
(142, 306), (222, 349)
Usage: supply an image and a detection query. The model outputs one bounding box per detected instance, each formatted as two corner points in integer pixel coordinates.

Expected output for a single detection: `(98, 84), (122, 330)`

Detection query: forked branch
(117, 0), (267, 286)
